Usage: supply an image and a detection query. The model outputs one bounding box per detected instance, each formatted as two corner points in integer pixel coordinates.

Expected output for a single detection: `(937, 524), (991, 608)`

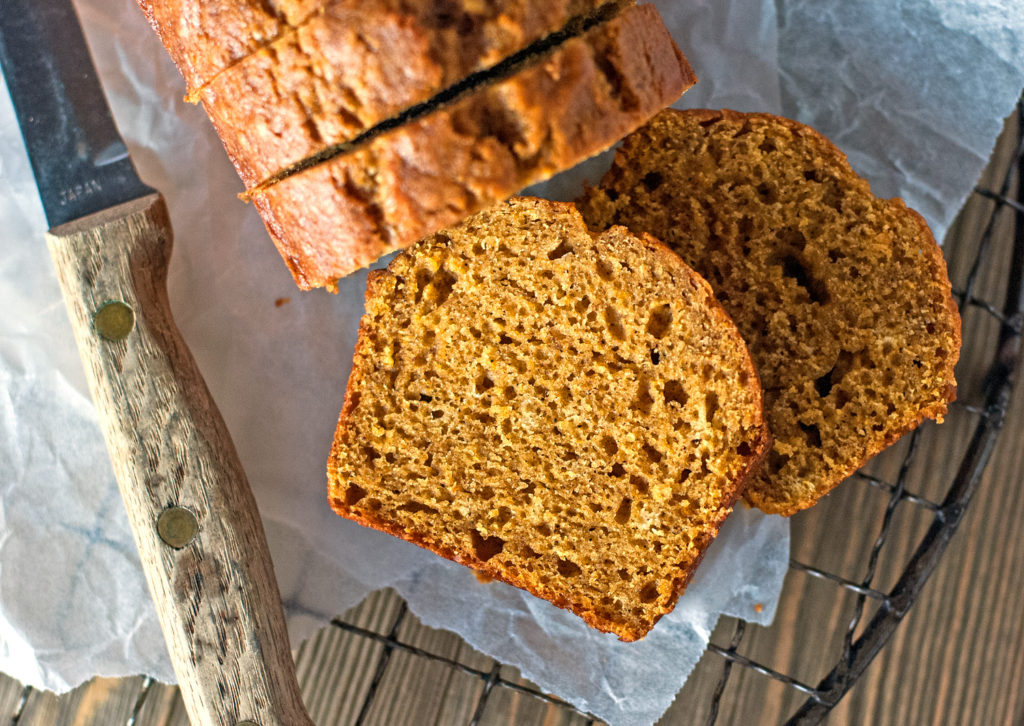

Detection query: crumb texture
(252, 3), (694, 289)
(578, 109), (961, 515)
(328, 197), (768, 640)
(200, 0), (619, 187)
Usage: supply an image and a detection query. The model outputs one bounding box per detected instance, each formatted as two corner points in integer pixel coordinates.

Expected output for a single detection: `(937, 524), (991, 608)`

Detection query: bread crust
(251, 4), (696, 290)
(328, 197), (770, 640)
(136, 0), (320, 94)
(199, 0), (621, 188)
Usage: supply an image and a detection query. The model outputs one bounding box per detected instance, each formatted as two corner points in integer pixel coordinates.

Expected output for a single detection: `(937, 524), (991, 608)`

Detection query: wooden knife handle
(46, 193), (313, 726)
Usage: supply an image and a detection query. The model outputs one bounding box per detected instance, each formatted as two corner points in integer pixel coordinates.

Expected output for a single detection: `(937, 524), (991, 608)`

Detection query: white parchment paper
(0, 1), (1021, 724)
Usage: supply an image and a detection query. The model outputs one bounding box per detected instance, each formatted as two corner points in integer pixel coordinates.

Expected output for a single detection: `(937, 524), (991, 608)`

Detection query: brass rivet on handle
(93, 300), (134, 341)
(157, 506), (198, 549)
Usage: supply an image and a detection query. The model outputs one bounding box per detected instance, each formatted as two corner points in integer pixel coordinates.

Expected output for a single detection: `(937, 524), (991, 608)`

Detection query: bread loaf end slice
(578, 109), (961, 515)
(328, 197), (769, 640)
(251, 3), (695, 290)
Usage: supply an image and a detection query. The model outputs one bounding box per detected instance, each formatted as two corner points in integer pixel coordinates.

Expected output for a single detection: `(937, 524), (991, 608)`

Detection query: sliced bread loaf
(328, 197), (770, 640)
(578, 109), (961, 515)
(136, 0), (320, 95)
(199, 0), (622, 187)
(251, 4), (695, 289)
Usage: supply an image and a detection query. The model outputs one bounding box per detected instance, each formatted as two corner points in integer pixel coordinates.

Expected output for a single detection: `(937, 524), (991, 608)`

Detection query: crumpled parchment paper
(0, 0), (1021, 724)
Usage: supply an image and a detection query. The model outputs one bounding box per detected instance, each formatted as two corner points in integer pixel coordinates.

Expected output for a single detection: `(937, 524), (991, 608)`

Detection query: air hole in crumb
(365, 498), (382, 511)
(781, 255), (830, 304)
(398, 501), (438, 515)
(499, 333), (514, 345)
(642, 443), (663, 464)
(501, 419), (512, 435)
(615, 498), (632, 525)
(633, 376), (654, 414)
(535, 523), (552, 537)
(557, 559), (582, 577)
(815, 366), (836, 397)
(601, 436), (619, 457)
(476, 374), (494, 394)
(737, 441), (753, 457)
(479, 486), (495, 500)
(596, 259), (615, 280)
(639, 581), (660, 603)
(618, 568), (630, 581)
(799, 422), (822, 447)
(679, 469), (691, 483)
(345, 484), (366, 506)
(431, 410), (444, 419)
(650, 349), (660, 365)
(384, 452), (395, 464)
(704, 392), (719, 422)
(803, 169), (819, 182)
(496, 506), (513, 525)
(836, 388), (851, 409)
(547, 240), (573, 260)
(769, 450), (790, 471)
(363, 446), (380, 464)
(630, 474), (649, 495)
(419, 394), (433, 403)
(610, 463), (627, 477)
(641, 171), (663, 191)
(664, 380), (688, 407)
(470, 530), (504, 561)
(428, 268), (457, 308)
(646, 304), (672, 339)
(604, 306), (625, 340)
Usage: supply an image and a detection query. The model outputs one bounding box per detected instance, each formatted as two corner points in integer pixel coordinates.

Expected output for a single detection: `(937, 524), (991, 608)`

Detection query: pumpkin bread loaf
(578, 109), (961, 516)
(136, 0), (320, 96)
(328, 197), (770, 640)
(251, 4), (695, 289)
(199, 0), (624, 187)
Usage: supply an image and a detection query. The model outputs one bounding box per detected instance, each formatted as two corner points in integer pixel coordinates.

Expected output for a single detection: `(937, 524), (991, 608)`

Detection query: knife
(0, 3), (313, 725)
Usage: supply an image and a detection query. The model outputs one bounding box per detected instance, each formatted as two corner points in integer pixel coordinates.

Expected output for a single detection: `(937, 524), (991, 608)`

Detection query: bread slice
(578, 109), (961, 515)
(136, 0), (320, 95)
(328, 197), (770, 640)
(250, 4), (696, 289)
(199, 0), (623, 188)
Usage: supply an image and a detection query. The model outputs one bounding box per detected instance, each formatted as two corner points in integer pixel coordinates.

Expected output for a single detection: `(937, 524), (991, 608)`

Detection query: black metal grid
(8, 101), (1022, 726)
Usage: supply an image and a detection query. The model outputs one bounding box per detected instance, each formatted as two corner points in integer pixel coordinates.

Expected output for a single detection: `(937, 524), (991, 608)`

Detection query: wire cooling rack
(6, 100), (1023, 726)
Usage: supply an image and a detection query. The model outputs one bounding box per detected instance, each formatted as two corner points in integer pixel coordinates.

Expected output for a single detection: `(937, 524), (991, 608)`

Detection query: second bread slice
(328, 197), (770, 640)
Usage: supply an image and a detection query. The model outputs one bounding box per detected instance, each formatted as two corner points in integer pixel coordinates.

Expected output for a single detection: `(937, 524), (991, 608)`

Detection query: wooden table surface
(0, 115), (1020, 726)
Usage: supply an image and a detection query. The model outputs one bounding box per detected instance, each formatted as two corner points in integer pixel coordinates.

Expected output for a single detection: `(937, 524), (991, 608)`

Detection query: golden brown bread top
(328, 197), (770, 640)
(136, 0), (319, 94)
(251, 4), (696, 289)
(199, 0), (622, 188)
(578, 109), (961, 515)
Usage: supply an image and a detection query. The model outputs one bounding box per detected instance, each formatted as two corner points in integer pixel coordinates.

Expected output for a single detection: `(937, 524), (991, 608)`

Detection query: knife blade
(0, 3), (313, 725)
